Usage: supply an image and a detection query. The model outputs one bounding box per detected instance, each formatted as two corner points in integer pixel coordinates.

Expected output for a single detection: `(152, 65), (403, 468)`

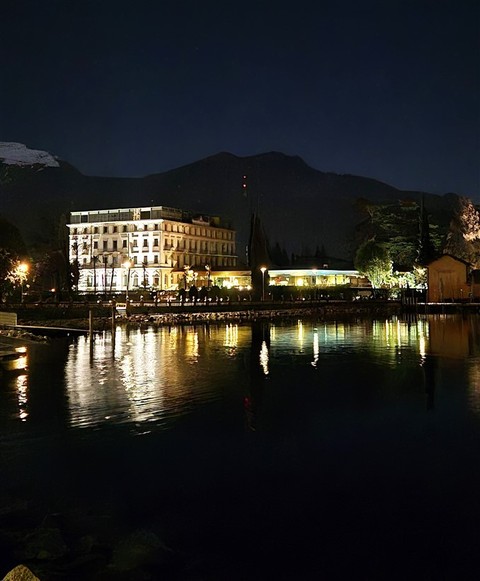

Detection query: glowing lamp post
(123, 259), (132, 301)
(260, 266), (267, 301)
(17, 262), (29, 303)
(205, 264), (211, 288)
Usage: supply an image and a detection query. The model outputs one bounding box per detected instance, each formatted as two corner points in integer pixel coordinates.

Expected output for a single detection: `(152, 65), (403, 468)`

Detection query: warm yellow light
(260, 266), (267, 274)
(18, 262), (29, 274)
(123, 259), (132, 269)
(259, 340), (269, 375)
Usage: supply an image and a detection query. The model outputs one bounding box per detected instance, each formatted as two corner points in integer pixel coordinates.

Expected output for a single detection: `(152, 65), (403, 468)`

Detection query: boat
(0, 347), (28, 374)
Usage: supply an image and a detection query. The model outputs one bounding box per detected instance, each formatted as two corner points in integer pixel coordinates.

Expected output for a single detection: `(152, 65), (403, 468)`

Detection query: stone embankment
(1, 300), (402, 336)
(117, 301), (401, 326)
(118, 307), (323, 326)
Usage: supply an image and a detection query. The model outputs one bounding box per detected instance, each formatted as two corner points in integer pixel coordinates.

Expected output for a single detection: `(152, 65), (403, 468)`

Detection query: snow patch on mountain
(0, 142), (60, 168)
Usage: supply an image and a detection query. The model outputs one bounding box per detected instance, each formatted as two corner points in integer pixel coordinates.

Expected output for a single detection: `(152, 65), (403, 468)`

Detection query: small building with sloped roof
(427, 254), (471, 302)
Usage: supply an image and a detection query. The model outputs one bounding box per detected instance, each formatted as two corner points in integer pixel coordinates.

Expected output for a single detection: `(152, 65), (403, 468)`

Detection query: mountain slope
(0, 144), (459, 260)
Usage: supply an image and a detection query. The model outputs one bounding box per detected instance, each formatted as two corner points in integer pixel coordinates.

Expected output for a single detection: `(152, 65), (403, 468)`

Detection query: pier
(12, 325), (88, 338)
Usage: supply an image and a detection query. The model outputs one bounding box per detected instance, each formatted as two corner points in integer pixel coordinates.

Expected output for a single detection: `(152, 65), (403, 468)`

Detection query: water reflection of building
(423, 316), (480, 412)
(427, 315), (470, 359)
(65, 325), (253, 430)
(468, 362), (480, 415)
(59, 316), (480, 429)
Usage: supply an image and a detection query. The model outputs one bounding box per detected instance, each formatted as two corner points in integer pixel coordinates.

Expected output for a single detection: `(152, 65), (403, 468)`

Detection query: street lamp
(17, 262), (29, 303)
(205, 264), (211, 288)
(123, 259), (132, 301)
(103, 253), (108, 295)
(260, 266), (267, 301)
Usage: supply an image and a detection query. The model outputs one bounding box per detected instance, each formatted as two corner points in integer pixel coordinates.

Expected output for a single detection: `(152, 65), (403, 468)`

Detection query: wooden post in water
(89, 308), (94, 336)
(89, 308), (94, 360)
(111, 303), (116, 349)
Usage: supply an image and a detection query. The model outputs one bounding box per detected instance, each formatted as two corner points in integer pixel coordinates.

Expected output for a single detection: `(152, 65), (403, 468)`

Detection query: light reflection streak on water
(321, 322), (346, 345)
(66, 334), (120, 427)
(418, 318), (428, 361)
(260, 340), (269, 375)
(371, 317), (430, 364)
(64, 326), (237, 431)
(311, 329), (319, 368)
(224, 324), (238, 355)
(297, 320), (304, 351)
(185, 329), (199, 363)
(290, 319), (429, 370)
(59, 317), (464, 429)
(119, 330), (160, 426)
(16, 374), (28, 421)
(468, 359), (480, 414)
(396, 320), (402, 349)
(264, 319), (433, 376)
(169, 327), (178, 351)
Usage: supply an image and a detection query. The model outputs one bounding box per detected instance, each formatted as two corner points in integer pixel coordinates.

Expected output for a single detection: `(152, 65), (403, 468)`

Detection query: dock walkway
(14, 325), (88, 337)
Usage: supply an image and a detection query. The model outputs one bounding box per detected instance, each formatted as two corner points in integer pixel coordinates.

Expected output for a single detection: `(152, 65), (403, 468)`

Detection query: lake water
(1, 315), (480, 579)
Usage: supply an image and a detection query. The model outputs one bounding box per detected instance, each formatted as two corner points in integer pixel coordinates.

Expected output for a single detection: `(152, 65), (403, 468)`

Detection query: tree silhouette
(248, 212), (271, 299)
(416, 197), (437, 266)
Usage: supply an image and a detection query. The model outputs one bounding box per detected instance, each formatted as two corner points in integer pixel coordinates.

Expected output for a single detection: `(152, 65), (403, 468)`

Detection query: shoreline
(8, 297), (480, 339)
(5, 301), (403, 334)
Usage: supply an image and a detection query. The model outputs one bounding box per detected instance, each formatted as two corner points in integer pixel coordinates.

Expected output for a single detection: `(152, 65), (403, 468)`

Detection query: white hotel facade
(67, 205), (238, 294)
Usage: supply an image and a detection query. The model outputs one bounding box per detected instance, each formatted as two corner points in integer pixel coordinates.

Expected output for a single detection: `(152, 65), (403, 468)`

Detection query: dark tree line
(0, 212), (77, 302)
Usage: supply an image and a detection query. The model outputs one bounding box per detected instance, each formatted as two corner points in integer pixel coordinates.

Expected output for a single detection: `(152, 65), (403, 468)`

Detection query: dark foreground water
(1, 315), (480, 580)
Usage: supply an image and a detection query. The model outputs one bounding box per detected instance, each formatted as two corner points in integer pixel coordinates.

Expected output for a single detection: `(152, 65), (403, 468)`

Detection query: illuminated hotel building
(67, 206), (237, 293)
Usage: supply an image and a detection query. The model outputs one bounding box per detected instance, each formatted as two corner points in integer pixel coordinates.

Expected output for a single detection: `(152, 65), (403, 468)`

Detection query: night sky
(1, 0), (479, 198)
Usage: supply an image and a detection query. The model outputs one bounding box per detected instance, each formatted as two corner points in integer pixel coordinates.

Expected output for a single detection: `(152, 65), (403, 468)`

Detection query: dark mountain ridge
(0, 148), (460, 261)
